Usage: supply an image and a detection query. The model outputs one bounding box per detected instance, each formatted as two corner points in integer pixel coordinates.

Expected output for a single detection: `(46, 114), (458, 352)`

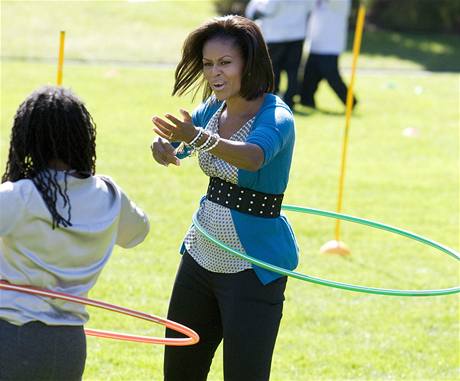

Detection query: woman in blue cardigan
(151, 15), (298, 381)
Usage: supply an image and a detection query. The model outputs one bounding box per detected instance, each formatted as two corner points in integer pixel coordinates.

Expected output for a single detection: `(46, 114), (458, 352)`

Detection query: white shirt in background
(0, 171), (150, 326)
(309, 0), (351, 54)
(245, 0), (315, 43)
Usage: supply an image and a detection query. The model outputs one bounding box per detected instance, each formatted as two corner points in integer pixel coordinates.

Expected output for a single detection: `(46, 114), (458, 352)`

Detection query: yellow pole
(333, 5), (366, 242)
(320, 5), (366, 256)
(56, 31), (66, 86)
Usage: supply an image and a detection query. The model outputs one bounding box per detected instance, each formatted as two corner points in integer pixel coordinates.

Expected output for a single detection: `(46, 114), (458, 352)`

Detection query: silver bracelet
(188, 127), (204, 148)
(201, 134), (220, 152)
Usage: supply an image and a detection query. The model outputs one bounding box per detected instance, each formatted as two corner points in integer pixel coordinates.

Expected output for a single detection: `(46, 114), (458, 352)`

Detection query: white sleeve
(245, 0), (260, 19)
(116, 191), (150, 248)
(245, 0), (278, 19)
(0, 181), (31, 236)
(262, 0), (280, 15)
(244, 0), (256, 19)
(329, 0), (351, 16)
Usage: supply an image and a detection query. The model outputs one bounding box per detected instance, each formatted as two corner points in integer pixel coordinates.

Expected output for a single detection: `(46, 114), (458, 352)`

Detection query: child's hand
(150, 137), (180, 167)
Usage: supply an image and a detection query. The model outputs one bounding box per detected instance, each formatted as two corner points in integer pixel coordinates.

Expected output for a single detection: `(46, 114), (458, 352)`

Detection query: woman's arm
(151, 110), (264, 172)
(203, 139), (264, 172)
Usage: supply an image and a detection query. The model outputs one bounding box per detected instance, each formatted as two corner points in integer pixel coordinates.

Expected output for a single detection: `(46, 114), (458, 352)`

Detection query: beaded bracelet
(194, 131), (213, 150)
(200, 134), (220, 152)
(188, 127), (205, 148)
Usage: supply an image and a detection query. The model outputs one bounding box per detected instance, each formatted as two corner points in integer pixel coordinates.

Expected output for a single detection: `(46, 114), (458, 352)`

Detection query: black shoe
(300, 99), (316, 108)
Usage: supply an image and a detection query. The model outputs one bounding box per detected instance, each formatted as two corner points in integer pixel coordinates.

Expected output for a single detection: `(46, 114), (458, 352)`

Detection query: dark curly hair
(2, 85), (97, 228)
(173, 15), (274, 101)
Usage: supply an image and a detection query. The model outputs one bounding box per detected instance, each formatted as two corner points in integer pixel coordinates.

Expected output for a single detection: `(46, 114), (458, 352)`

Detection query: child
(0, 85), (150, 381)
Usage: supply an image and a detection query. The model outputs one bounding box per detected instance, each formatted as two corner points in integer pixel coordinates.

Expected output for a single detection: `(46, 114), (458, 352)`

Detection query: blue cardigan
(184, 94), (299, 284)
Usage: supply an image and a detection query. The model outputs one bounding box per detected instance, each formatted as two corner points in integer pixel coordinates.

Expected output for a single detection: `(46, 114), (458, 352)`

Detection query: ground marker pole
(320, 5), (366, 256)
(56, 31), (65, 85)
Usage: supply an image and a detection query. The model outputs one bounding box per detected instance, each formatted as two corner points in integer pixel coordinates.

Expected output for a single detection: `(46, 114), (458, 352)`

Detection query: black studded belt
(206, 177), (284, 218)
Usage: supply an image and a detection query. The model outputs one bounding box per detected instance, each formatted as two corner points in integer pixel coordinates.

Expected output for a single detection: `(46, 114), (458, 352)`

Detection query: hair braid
(2, 86), (96, 229)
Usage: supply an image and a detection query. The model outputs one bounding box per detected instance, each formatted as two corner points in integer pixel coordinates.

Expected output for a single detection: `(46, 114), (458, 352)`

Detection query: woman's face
(202, 37), (245, 102)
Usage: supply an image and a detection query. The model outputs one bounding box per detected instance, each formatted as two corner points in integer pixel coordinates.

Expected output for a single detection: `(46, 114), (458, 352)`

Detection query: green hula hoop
(192, 205), (460, 297)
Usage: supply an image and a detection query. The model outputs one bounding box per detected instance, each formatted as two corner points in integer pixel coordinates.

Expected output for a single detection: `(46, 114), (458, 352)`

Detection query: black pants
(267, 39), (304, 109)
(300, 53), (357, 108)
(0, 319), (86, 381)
(164, 252), (287, 381)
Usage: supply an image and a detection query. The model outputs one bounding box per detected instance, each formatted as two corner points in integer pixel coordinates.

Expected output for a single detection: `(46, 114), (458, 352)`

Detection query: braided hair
(2, 85), (97, 229)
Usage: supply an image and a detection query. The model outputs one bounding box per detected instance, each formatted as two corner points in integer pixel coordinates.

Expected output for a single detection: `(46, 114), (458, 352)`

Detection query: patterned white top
(184, 103), (255, 273)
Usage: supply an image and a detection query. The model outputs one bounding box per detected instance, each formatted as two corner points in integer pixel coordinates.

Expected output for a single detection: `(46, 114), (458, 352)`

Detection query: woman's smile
(210, 81), (225, 91)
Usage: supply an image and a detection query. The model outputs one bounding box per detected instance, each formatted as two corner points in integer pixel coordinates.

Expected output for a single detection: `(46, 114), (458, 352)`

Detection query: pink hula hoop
(0, 281), (199, 346)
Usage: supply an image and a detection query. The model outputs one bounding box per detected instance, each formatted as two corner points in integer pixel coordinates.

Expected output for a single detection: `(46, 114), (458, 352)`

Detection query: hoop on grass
(192, 205), (460, 297)
(0, 281), (199, 346)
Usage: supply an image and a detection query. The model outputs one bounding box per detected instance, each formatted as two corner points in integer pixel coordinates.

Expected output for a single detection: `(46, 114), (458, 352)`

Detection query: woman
(151, 16), (298, 381)
(0, 86), (150, 381)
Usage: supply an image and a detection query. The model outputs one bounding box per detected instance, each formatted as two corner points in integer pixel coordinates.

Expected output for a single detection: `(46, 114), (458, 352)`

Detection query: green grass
(1, 1), (459, 380)
(1, 60), (458, 381)
(2, 1), (459, 72)
(1, 0), (215, 64)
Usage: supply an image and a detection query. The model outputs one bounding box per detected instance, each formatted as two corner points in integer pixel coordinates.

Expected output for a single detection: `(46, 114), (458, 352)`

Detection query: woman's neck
(224, 94), (265, 120)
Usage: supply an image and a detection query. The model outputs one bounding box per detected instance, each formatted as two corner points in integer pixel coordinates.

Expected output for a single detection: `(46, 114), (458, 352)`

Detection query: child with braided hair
(0, 85), (150, 381)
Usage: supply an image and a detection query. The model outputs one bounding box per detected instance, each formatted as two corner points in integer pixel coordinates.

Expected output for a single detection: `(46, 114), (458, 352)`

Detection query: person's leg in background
(281, 40), (304, 109)
(299, 53), (323, 108)
(216, 270), (288, 381)
(267, 42), (286, 96)
(321, 54), (357, 108)
(164, 252), (223, 381)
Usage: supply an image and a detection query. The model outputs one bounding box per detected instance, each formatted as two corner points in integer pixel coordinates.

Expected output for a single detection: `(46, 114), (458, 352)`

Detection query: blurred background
(2, 0), (459, 71)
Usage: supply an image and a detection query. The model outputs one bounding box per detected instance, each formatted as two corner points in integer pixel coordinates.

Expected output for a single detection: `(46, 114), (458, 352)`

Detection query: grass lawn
(1, 0), (215, 64)
(1, 1), (459, 380)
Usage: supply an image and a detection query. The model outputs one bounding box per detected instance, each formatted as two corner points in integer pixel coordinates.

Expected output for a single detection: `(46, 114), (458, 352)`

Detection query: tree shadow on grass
(293, 106), (364, 118)
(353, 28), (460, 72)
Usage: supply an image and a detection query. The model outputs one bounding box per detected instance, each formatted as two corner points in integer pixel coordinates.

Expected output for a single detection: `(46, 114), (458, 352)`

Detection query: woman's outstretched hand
(152, 109), (196, 143)
(150, 137), (180, 167)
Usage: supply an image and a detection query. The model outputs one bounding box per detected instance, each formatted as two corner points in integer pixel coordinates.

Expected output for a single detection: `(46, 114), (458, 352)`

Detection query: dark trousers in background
(268, 39), (304, 109)
(0, 319), (86, 381)
(164, 252), (287, 381)
(300, 53), (357, 108)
